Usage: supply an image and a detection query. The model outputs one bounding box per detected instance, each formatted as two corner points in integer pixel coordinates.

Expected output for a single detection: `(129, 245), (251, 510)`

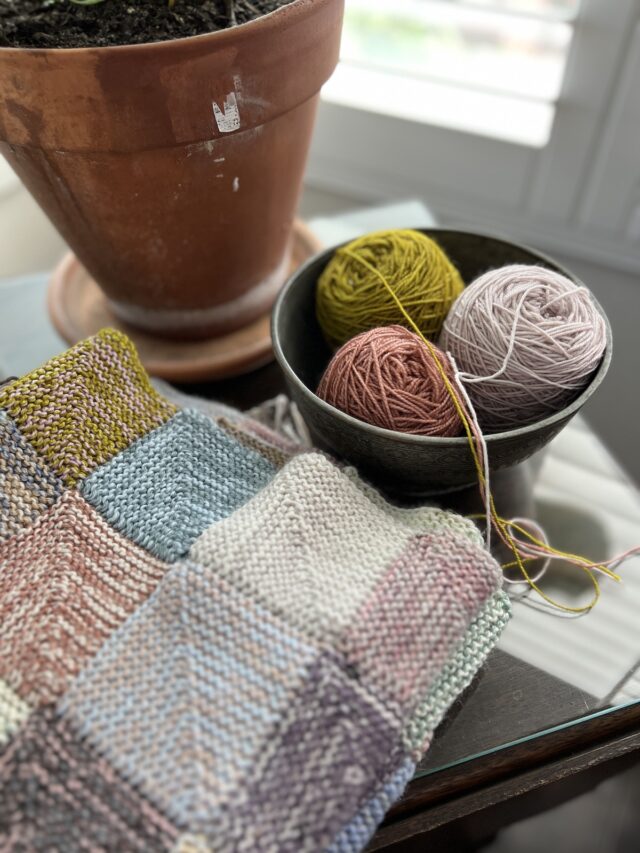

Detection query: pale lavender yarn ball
(439, 264), (607, 433)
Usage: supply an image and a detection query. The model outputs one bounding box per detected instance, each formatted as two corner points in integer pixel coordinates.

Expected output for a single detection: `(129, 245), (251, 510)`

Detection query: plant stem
(243, 1), (262, 15)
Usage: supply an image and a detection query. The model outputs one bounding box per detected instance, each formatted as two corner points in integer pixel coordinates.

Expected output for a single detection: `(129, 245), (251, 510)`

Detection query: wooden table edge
(369, 700), (640, 850)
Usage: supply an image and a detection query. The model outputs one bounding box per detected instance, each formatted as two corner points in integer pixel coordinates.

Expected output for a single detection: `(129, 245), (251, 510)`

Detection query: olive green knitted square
(0, 329), (177, 487)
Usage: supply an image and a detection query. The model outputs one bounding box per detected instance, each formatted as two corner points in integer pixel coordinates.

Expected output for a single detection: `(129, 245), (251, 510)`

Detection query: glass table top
(416, 413), (640, 777)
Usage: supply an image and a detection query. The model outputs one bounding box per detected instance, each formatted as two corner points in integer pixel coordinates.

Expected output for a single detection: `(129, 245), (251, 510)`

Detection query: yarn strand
(340, 247), (636, 614)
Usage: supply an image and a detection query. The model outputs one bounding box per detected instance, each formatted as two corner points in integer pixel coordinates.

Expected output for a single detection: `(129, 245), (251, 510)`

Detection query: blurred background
(1, 0), (638, 484)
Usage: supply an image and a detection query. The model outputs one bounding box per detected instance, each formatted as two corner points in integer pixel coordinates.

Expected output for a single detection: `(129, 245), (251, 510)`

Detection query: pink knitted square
(0, 491), (169, 706)
(338, 530), (502, 714)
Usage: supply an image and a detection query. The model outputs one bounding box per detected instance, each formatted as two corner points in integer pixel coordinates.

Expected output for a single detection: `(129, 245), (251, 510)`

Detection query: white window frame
(306, 0), (640, 274)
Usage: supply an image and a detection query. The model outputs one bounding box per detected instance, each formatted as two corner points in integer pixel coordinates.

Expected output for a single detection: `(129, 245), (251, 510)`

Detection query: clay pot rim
(0, 0), (320, 55)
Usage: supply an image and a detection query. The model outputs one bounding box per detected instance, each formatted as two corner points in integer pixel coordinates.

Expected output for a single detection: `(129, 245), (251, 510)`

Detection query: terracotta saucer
(48, 220), (321, 383)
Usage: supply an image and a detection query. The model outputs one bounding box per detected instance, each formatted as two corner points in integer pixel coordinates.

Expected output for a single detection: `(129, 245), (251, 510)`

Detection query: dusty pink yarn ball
(317, 325), (462, 437)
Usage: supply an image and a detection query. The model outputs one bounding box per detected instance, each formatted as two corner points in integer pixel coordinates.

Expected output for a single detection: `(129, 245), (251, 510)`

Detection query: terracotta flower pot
(0, 0), (344, 339)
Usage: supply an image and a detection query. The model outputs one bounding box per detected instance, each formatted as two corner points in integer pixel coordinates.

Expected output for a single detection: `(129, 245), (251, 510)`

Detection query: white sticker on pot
(212, 92), (241, 133)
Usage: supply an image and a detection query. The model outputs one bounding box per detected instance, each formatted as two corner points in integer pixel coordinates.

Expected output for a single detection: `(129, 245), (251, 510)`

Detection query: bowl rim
(271, 226), (613, 448)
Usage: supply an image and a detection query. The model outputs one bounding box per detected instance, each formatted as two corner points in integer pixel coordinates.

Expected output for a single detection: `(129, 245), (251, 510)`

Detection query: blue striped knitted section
(80, 409), (277, 561)
(59, 560), (318, 829)
(327, 758), (415, 853)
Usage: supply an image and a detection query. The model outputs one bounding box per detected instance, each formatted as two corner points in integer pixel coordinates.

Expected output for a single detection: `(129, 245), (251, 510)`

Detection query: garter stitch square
(0, 328), (176, 486)
(208, 652), (408, 851)
(0, 709), (179, 851)
(0, 330), (511, 852)
(60, 561), (319, 828)
(0, 491), (169, 706)
(81, 409), (278, 561)
(0, 411), (62, 540)
(189, 453), (485, 643)
(338, 530), (502, 713)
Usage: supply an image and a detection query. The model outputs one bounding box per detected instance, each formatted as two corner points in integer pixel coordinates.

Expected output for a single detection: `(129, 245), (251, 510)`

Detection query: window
(323, 0), (581, 147)
(308, 0), (640, 274)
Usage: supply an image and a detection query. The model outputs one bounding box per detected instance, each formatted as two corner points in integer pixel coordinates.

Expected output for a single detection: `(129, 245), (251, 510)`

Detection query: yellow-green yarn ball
(316, 229), (464, 349)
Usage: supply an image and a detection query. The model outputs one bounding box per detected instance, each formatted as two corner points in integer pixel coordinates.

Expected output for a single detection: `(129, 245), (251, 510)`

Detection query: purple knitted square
(212, 653), (405, 852)
(0, 708), (179, 851)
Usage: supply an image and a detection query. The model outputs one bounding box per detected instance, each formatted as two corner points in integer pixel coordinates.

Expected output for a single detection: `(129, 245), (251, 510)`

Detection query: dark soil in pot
(0, 0), (295, 49)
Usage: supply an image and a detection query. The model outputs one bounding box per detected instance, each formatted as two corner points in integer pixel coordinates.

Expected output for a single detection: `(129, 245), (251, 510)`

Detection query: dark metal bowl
(272, 229), (612, 495)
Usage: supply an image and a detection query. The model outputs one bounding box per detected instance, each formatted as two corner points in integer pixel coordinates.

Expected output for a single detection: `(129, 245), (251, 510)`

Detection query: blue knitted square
(80, 409), (277, 561)
(59, 561), (318, 830)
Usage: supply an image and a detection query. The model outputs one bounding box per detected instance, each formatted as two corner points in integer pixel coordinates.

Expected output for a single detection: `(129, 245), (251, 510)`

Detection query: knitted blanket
(0, 329), (510, 852)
